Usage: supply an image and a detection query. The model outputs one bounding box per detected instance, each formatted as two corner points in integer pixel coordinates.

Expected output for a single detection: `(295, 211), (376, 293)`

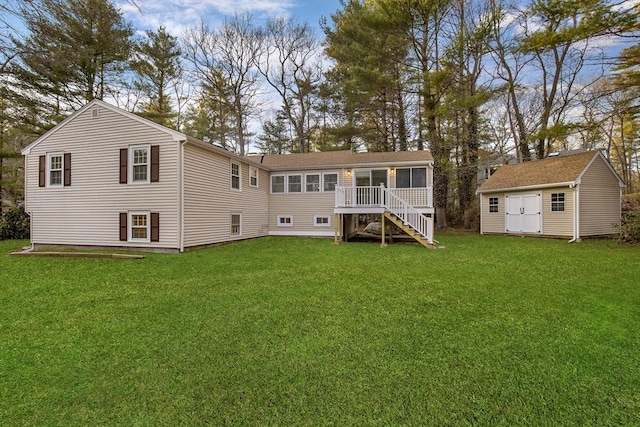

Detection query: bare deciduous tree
(183, 13), (261, 154)
(256, 17), (322, 153)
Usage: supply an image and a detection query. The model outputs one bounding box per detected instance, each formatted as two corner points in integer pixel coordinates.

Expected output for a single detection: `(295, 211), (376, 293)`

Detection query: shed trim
(477, 181), (575, 194)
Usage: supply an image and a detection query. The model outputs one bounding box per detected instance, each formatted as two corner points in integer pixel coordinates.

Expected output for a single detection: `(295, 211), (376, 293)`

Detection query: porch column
(380, 213), (387, 248)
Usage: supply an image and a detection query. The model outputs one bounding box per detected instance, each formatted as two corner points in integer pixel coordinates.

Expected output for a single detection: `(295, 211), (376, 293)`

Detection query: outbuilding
(477, 150), (624, 241)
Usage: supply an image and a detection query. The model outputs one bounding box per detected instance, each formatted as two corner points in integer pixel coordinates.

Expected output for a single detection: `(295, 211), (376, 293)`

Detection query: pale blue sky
(116, 0), (343, 37)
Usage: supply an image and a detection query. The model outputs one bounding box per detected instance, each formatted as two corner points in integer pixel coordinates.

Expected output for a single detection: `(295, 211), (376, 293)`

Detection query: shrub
(618, 194), (640, 243)
(0, 204), (30, 240)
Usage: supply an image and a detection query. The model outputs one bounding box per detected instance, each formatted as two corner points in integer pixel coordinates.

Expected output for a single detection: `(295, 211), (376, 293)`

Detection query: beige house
(21, 100), (434, 252)
(477, 151), (624, 240)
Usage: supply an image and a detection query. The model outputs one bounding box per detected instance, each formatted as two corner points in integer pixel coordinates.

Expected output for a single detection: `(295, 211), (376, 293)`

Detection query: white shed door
(506, 193), (541, 233)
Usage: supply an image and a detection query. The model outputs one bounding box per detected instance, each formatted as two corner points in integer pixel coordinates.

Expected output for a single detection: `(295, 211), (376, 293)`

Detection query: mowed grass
(1, 235), (639, 426)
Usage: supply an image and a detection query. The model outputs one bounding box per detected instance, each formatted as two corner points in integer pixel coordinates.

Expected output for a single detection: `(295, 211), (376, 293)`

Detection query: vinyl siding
(541, 187), (574, 237)
(182, 143), (269, 247)
(481, 189), (574, 236)
(25, 105), (180, 249)
(268, 169), (342, 236)
(480, 194), (505, 234)
(579, 156), (621, 236)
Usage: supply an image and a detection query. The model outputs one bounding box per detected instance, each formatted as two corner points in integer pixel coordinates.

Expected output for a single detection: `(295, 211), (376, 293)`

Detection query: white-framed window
(551, 193), (565, 212)
(306, 174), (320, 192)
(231, 162), (241, 190)
(277, 215), (293, 227)
(288, 175), (302, 193)
(271, 175), (285, 193)
(129, 211), (150, 242)
(231, 213), (241, 236)
(396, 167), (427, 188)
(323, 173), (338, 192)
(47, 152), (64, 187)
(489, 197), (499, 213)
(314, 215), (331, 227)
(130, 145), (150, 183)
(249, 167), (258, 187)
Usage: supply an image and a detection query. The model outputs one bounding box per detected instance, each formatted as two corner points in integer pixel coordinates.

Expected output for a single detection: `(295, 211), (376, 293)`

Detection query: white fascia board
(477, 181), (575, 194)
(575, 150), (625, 188)
(267, 160), (433, 172)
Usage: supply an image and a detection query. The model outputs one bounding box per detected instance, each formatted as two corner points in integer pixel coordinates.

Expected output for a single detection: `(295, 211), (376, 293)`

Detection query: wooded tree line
(1, 0), (639, 228)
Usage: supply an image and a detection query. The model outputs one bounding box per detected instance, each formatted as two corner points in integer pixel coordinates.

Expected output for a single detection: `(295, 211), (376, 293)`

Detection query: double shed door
(506, 193), (541, 234)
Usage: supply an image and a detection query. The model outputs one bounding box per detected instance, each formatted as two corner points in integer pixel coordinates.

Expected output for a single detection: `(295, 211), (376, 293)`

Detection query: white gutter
(569, 183), (580, 243)
(179, 140), (187, 252)
(478, 181), (575, 194)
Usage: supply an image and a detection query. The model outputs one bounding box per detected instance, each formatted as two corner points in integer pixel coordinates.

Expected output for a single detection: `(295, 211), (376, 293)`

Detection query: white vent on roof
(91, 108), (100, 118)
(548, 152), (559, 157)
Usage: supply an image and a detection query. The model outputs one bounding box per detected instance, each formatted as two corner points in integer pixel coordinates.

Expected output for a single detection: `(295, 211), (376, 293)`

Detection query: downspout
(24, 156), (35, 252)
(179, 140), (187, 252)
(478, 192), (483, 235)
(569, 183), (579, 243)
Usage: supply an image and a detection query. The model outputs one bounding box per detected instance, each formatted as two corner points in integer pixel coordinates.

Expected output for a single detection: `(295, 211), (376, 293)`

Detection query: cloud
(116, 0), (295, 36)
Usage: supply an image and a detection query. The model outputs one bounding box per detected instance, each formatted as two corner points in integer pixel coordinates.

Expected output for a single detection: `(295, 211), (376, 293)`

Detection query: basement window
(277, 215), (293, 227)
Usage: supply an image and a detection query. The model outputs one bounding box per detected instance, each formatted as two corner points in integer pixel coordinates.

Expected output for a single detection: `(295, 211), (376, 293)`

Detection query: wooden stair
(383, 211), (436, 249)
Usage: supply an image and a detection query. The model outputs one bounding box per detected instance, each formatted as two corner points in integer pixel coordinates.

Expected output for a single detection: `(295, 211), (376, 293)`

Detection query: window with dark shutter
(64, 153), (71, 186)
(120, 148), (128, 184)
(151, 212), (159, 242)
(119, 212), (128, 241)
(39, 155), (46, 187)
(151, 145), (159, 182)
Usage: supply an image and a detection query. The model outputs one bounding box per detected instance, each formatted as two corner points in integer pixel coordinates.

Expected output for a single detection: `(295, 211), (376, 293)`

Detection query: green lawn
(1, 235), (639, 425)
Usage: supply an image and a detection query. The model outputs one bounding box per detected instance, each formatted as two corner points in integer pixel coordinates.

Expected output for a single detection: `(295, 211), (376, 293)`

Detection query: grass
(1, 235), (639, 426)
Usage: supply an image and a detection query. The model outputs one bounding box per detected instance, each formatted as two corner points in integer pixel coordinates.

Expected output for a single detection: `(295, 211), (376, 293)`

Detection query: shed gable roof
(259, 150), (433, 170)
(478, 151), (615, 192)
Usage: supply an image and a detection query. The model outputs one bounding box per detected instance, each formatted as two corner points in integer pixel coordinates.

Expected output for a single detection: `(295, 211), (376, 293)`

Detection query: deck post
(334, 213), (340, 245)
(380, 213), (387, 248)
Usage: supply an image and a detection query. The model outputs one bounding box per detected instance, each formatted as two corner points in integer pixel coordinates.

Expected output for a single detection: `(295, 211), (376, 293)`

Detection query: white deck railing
(335, 186), (433, 208)
(335, 185), (434, 244)
(385, 188), (434, 244)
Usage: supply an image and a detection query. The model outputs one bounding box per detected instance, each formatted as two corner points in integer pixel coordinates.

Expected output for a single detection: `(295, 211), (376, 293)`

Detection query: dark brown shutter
(151, 212), (159, 242)
(39, 155), (46, 187)
(64, 153), (71, 186)
(119, 212), (127, 241)
(119, 148), (128, 184)
(150, 145), (159, 182)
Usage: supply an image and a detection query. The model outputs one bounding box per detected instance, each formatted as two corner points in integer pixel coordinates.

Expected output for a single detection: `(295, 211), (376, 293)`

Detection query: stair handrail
(382, 184), (433, 244)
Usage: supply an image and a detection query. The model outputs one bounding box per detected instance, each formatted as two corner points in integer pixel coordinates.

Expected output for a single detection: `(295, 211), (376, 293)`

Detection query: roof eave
(266, 160), (434, 171)
(477, 181), (576, 194)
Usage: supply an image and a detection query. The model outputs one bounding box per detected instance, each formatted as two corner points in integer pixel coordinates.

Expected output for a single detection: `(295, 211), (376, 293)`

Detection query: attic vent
(91, 108), (100, 119)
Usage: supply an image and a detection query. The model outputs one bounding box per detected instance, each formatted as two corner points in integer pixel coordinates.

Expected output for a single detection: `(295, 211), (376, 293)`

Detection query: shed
(477, 150), (624, 241)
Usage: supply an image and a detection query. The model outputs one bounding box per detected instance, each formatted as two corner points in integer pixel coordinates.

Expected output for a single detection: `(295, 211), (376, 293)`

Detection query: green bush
(618, 211), (640, 243)
(618, 194), (640, 243)
(0, 204), (30, 240)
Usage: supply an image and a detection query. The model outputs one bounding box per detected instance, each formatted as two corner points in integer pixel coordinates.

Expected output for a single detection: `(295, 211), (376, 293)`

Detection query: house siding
(541, 187), (574, 237)
(579, 155), (621, 236)
(25, 105), (180, 249)
(268, 168), (342, 236)
(481, 189), (574, 236)
(182, 143), (269, 247)
(480, 194), (505, 234)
